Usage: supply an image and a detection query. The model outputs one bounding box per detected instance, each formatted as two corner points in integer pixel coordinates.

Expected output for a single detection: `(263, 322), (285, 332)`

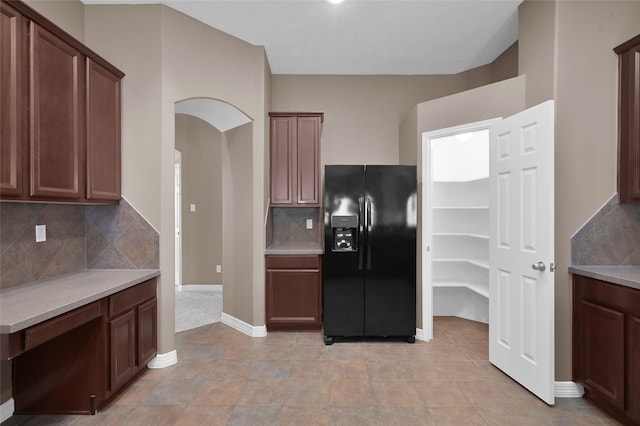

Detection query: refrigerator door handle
(358, 196), (364, 270)
(366, 197), (373, 270)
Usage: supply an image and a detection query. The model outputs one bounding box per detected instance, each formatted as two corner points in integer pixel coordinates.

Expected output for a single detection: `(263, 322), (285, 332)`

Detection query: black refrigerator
(322, 165), (417, 344)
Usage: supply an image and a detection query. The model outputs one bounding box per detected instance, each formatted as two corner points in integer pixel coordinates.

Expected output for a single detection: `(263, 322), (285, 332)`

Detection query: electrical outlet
(190, 204), (196, 212)
(216, 265), (221, 273)
(35, 225), (46, 242)
(306, 219), (313, 229)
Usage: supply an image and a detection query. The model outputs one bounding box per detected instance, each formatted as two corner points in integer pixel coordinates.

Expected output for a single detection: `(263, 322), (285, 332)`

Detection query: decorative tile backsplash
(0, 203), (85, 289)
(571, 194), (640, 265)
(86, 199), (159, 269)
(270, 207), (321, 245)
(0, 199), (159, 290)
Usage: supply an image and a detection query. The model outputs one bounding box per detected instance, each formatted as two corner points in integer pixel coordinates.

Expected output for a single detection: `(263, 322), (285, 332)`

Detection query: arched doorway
(173, 98), (252, 331)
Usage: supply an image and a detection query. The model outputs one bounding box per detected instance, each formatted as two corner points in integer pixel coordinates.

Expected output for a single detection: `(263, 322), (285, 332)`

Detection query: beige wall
(551, 0), (640, 380)
(492, 41), (519, 83)
(221, 123), (255, 323)
(271, 72), (496, 167)
(175, 114), (223, 285)
(25, 0), (85, 41)
(518, 0), (557, 108)
(85, 5), (270, 354)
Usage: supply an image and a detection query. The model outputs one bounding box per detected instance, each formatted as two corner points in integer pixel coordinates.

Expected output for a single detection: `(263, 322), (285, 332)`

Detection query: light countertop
(265, 241), (323, 255)
(0, 269), (160, 334)
(569, 265), (640, 292)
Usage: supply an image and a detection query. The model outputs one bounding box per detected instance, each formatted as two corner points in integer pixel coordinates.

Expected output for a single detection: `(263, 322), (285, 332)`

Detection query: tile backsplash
(0, 199), (159, 290)
(86, 200), (159, 269)
(1, 203), (85, 289)
(571, 194), (640, 265)
(270, 207), (321, 245)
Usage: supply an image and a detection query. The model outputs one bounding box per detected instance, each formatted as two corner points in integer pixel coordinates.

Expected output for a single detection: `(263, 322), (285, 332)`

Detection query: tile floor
(4, 317), (619, 425)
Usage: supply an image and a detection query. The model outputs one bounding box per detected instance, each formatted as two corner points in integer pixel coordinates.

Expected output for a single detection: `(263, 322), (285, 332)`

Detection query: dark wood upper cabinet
(269, 113), (323, 207)
(270, 115), (296, 205)
(615, 34), (640, 203)
(29, 22), (84, 200)
(0, 0), (124, 203)
(86, 58), (121, 201)
(296, 116), (322, 205)
(0, 1), (24, 198)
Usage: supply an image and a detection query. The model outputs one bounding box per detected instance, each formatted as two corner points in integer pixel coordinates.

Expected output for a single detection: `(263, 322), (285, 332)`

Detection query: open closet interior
(429, 129), (490, 323)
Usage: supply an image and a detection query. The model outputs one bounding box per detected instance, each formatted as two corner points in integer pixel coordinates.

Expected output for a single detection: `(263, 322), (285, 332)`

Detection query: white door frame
(420, 118), (501, 341)
(174, 149), (183, 287)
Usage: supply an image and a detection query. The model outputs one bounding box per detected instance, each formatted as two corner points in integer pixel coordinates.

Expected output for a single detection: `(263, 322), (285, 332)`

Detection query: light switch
(190, 204), (196, 212)
(35, 225), (46, 242)
(306, 219), (313, 229)
(216, 265), (222, 273)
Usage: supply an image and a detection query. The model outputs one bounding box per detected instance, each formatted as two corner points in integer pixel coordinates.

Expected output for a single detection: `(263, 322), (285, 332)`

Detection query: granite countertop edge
(265, 242), (323, 255)
(569, 265), (640, 291)
(0, 269), (161, 334)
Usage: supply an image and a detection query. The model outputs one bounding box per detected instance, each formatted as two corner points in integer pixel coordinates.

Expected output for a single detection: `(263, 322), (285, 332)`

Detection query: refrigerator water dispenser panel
(331, 215), (358, 252)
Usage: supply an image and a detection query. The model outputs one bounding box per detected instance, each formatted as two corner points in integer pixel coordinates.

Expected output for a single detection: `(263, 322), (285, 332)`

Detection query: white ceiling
(82, 0), (522, 75)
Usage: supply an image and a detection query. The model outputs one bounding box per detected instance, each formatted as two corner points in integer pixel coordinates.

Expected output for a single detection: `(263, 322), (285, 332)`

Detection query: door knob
(531, 261), (546, 272)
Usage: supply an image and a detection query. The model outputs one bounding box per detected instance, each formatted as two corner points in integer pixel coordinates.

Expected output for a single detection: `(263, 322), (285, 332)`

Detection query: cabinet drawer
(109, 278), (156, 318)
(581, 276), (640, 316)
(266, 255), (320, 270)
(25, 300), (103, 350)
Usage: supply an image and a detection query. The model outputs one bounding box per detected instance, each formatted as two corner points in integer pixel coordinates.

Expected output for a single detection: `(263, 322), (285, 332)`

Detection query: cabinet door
(109, 310), (136, 392)
(629, 315), (640, 422)
(581, 300), (625, 409)
(29, 22), (84, 200)
(616, 35), (640, 203)
(137, 298), (157, 367)
(270, 116), (296, 205)
(0, 2), (24, 197)
(266, 267), (321, 330)
(296, 116), (321, 205)
(86, 58), (121, 201)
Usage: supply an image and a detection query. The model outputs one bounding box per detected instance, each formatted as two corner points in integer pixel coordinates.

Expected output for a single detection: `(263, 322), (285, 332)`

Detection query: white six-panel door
(489, 100), (555, 405)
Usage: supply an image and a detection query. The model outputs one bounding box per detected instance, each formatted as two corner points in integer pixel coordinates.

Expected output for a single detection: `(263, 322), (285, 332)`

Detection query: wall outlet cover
(35, 225), (46, 242)
(216, 265), (222, 273)
(306, 219), (313, 229)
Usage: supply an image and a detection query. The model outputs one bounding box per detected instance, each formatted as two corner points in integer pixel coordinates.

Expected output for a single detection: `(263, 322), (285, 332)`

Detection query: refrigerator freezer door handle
(366, 197), (372, 270)
(358, 196), (364, 270)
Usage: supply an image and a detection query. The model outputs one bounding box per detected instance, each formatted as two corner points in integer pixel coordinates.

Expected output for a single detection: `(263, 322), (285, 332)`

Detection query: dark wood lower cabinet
(266, 255), (322, 330)
(573, 275), (640, 425)
(137, 298), (158, 367)
(109, 310), (136, 393)
(580, 301), (625, 409)
(107, 278), (157, 398)
(8, 278), (157, 415)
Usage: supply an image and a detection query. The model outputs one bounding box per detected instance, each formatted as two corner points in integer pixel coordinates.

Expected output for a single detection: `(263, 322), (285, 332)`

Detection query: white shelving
(432, 177), (489, 323)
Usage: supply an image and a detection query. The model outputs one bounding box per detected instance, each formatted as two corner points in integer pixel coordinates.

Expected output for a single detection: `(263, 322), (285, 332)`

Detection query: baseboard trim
(221, 312), (267, 337)
(0, 398), (14, 424)
(415, 328), (428, 342)
(555, 381), (584, 398)
(147, 350), (178, 369)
